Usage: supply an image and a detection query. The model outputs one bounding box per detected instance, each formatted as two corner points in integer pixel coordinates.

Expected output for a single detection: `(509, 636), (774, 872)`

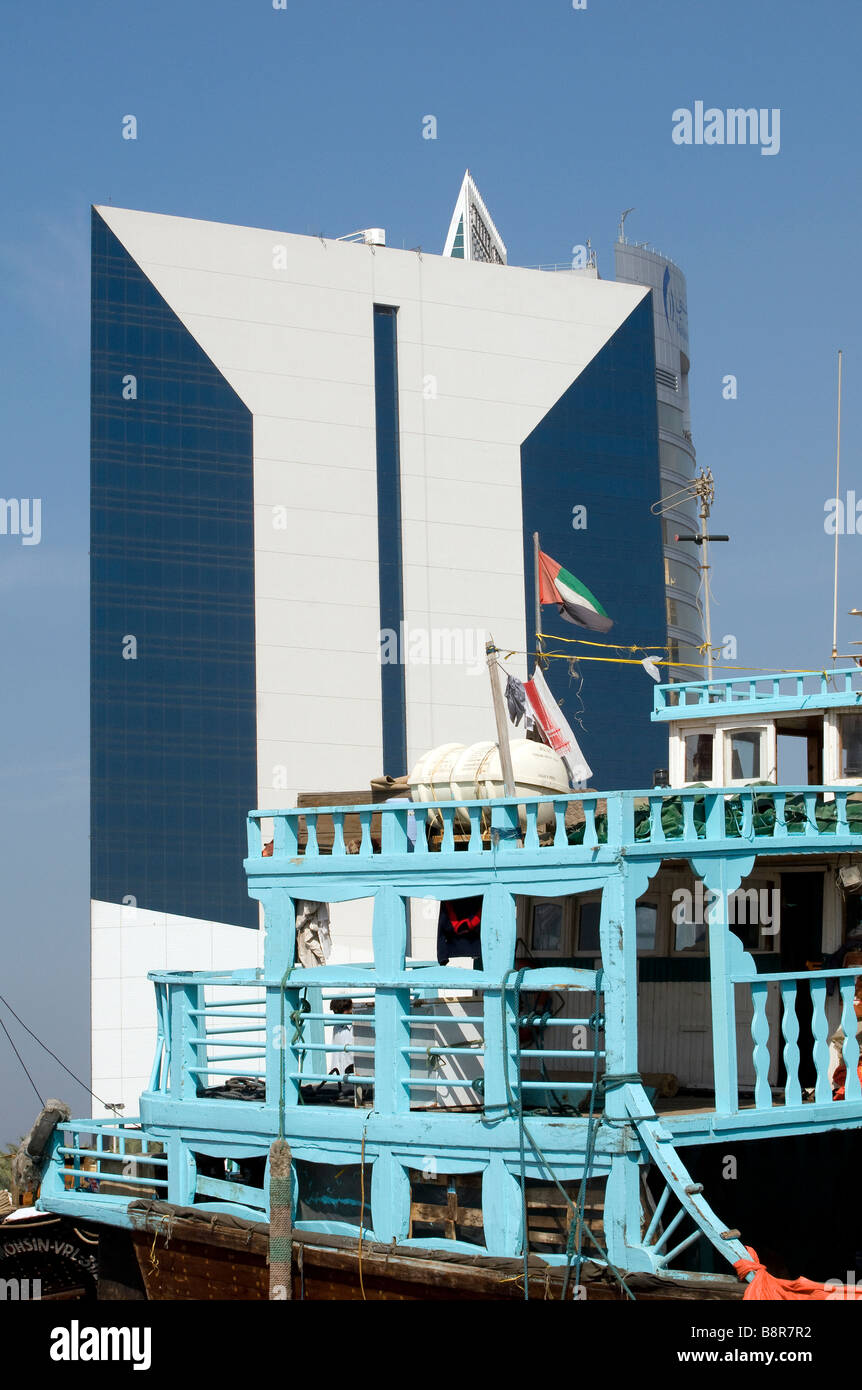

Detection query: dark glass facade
(372, 304), (408, 777)
(90, 209), (258, 928)
(521, 295), (667, 790)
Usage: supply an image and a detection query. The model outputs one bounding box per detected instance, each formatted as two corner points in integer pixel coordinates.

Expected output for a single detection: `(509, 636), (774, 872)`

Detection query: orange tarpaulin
(734, 1248), (862, 1300)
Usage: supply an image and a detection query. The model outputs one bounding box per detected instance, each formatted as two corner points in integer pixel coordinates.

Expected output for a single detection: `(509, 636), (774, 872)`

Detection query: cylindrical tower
(615, 241), (704, 682)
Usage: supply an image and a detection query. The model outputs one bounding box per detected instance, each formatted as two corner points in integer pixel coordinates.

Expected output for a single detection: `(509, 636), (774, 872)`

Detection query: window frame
(723, 725), (769, 785)
(839, 712), (862, 780)
(527, 897), (571, 957)
(682, 727), (716, 785)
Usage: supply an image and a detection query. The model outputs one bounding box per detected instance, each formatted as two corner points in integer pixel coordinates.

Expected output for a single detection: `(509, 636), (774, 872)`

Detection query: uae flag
(538, 550), (613, 633)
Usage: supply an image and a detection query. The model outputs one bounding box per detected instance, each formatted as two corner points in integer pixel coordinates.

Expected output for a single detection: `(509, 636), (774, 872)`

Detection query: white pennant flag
(642, 656), (662, 682)
(523, 665), (591, 788)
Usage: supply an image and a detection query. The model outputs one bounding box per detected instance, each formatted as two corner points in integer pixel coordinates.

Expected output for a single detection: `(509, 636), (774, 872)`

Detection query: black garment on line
(437, 897), (483, 969)
(505, 674), (527, 726)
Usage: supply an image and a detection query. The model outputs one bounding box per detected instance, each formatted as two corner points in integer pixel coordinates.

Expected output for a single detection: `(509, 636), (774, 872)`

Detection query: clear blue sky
(1, 0), (860, 1139)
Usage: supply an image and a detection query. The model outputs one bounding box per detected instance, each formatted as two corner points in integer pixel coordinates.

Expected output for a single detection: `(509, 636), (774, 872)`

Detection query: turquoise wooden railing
(730, 966), (862, 1112)
(653, 667), (862, 718)
(42, 1121), (169, 1202)
(246, 787), (862, 865)
(147, 972), (266, 1097)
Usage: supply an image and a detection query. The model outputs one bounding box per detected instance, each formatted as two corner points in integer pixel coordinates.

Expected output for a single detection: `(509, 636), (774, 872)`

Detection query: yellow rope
(533, 632), (823, 675)
(511, 644), (823, 675)
(537, 631), (667, 652)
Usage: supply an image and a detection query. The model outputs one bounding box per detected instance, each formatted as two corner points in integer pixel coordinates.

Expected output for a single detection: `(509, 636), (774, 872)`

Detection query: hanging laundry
(523, 664), (591, 788)
(327, 998), (355, 1077)
(437, 897), (483, 969)
(505, 674), (528, 726)
(294, 900), (332, 967)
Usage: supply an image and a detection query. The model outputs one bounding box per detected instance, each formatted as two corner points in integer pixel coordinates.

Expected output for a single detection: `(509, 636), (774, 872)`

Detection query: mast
(698, 486), (713, 680)
(486, 635), (516, 797)
(650, 469), (728, 681)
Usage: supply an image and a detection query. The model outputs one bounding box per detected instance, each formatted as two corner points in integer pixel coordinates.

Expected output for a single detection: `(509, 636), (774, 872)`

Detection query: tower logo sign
(662, 265), (688, 348)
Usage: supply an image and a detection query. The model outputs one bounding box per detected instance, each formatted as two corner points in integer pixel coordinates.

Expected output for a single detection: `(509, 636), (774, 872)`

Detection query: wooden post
(269, 1138), (293, 1299)
(486, 635), (516, 797)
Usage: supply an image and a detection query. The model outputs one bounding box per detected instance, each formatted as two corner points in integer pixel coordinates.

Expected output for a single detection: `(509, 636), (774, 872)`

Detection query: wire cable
(0, 990), (118, 1114)
(0, 1012), (44, 1107)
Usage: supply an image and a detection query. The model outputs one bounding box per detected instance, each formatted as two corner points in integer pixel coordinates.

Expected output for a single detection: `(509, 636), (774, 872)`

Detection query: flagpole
(486, 635), (516, 797)
(533, 531), (542, 662)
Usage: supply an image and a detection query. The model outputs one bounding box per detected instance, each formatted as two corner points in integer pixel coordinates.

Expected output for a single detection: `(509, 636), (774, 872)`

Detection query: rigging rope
(503, 640), (823, 676)
(0, 1012), (43, 1107)
(0, 990), (120, 1114)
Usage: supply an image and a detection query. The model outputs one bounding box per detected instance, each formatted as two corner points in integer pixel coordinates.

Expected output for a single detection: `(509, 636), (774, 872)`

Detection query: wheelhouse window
(576, 901), (601, 954)
(672, 887), (707, 953)
(726, 728), (764, 781)
(840, 714), (862, 778)
(684, 732), (713, 782)
(531, 901), (565, 954)
(673, 916), (707, 952)
(636, 902), (659, 953)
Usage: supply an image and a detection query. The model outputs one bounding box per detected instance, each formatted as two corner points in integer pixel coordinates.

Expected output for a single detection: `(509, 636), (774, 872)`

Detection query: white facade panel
(256, 644), (382, 702)
(254, 462), (377, 516)
(253, 417), (377, 473)
(254, 583), (378, 644)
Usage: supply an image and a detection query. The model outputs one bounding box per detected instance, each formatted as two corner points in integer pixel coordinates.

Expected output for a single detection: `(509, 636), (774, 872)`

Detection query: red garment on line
(734, 1247), (862, 1300)
(443, 902), (481, 934)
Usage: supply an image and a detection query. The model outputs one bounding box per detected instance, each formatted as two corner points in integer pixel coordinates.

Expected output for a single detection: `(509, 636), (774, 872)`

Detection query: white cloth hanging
(294, 900), (332, 968)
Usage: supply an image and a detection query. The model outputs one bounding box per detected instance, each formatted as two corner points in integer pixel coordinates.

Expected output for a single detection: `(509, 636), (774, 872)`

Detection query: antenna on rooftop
(834, 609), (862, 667)
(618, 208), (635, 243)
(651, 468), (730, 680)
